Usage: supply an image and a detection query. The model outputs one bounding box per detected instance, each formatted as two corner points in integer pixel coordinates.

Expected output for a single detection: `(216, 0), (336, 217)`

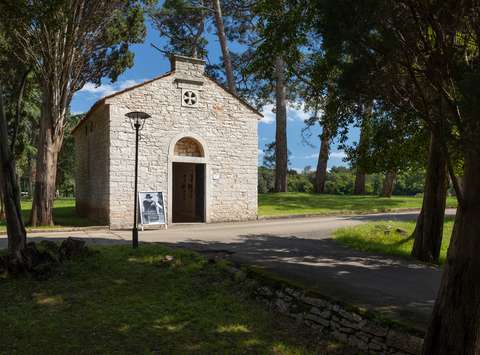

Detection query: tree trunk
(0, 186), (5, 220)
(0, 85), (27, 261)
(411, 132), (448, 263)
(212, 0), (236, 94)
(422, 151), (480, 354)
(29, 93), (65, 226)
(380, 170), (396, 197)
(353, 104), (371, 195)
(274, 56), (288, 192)
(353, 169), (366, 194)
(315, 124), (330, 193)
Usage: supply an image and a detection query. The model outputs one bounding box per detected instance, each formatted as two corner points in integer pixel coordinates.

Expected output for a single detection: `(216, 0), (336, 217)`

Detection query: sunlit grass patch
(333, 219), (454, 264)
(259, 193), (457, 217)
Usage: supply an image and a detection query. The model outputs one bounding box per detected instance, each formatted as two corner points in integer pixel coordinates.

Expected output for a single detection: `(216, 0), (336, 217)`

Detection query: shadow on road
(161, 233), (440, 331)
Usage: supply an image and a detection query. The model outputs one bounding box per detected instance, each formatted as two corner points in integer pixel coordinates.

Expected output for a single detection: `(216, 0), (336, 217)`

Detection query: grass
(0, 199), (96, 232)
(1, 193), (458, 231)
(259, 193), (457, 217)
(333, 219), (454, 265)
(0, 244), (349, 354)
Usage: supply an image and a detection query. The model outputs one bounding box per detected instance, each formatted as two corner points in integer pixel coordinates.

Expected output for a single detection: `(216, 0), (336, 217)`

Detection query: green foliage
(56, 113), (83, 197)
(262, 141), (292, 169)
(0, 244), (344, 354)
(0, 0), (150, 87)
(259, 165), (427, 196)
(258, 166), (275, 194)
(287, 171), (314, 193)
(334, 219), (455, 265)
(324, 166), (355, 195)
(149, 0), (209, 58)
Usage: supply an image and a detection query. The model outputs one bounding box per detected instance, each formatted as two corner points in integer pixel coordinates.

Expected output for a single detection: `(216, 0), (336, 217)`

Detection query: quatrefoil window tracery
(183, 90), (198, 106)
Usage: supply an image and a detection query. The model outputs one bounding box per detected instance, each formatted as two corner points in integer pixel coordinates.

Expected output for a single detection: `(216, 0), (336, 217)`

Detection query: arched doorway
(169, 136), (207, 223)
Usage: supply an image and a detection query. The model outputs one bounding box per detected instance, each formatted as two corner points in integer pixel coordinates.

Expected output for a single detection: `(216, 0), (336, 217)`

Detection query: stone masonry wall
(74, 105), (110, 224)
(222, 265), (424, 355)
(105, 57), (259, 228)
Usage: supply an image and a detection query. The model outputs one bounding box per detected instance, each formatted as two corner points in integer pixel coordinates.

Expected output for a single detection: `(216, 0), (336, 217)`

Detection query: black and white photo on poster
(138, 192), (166, 225)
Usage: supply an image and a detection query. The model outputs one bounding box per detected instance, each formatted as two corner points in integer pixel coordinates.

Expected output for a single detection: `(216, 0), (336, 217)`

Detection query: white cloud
(330, 150), (347, 159)
(79, 79), (144, 98)
(260, 104), (275, 124)
(260, 102), (322, 125)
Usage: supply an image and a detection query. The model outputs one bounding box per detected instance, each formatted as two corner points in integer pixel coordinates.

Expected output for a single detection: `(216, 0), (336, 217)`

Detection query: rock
(362, 323), (389, 337)
(338, 308), (363, 323)
(395, 228), (409, 236)
(59, 237), (88, 260)
(38, 240), (61, 263)
(347, 335), (369, 350)
(332, 330), (348, 342)
(302, 296), (330, 309)
(275, 298), (289, 313)
(311, 307), (331, 319)
(257, 286), (273, 297)
(387, 329), (423, 354)
(305, 313), (330, 327)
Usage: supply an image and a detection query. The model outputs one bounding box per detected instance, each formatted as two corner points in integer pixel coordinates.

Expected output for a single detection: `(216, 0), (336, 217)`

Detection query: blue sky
(71, 21), (356, 171)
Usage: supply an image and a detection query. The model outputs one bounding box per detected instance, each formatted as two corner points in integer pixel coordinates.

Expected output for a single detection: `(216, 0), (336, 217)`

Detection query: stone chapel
(72, 55), (260, 228)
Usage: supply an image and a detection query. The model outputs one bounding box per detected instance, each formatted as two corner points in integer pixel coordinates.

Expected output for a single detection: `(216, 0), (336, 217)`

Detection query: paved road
(0, 209), (456, 330)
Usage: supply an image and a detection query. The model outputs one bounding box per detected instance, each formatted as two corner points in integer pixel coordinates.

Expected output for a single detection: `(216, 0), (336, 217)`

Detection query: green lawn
(0, 199), (96, 232)
(259, 193), (457, 217)
(333, 219), (454, 265)
(1, 194), (458, 231)
(0, 245), (348, 354)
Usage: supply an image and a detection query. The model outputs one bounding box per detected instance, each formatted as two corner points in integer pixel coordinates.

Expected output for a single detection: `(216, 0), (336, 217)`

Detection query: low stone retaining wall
(223, 264), (424, 355)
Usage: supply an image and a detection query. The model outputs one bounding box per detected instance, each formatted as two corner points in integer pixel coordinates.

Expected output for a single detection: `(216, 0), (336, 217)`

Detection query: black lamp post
(126, 111), (151, 249)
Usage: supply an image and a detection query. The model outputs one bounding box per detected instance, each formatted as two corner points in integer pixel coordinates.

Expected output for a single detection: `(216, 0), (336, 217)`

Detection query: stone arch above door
(174, 137), (204, 157)
(168, 132), (208, 162)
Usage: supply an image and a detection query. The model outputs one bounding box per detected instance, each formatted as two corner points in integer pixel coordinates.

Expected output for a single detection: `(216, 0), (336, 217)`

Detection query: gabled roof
(71, 71), (262, 135)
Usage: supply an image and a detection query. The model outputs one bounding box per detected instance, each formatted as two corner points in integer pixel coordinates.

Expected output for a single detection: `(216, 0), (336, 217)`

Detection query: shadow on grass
(0, 244), (351, 354)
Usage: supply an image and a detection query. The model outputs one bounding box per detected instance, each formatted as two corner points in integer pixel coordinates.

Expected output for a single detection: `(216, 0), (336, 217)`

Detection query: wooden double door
(172, 163), (205, 223)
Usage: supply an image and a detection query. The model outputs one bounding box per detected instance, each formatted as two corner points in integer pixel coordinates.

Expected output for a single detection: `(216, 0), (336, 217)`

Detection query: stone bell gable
(72, 55), (261, 228)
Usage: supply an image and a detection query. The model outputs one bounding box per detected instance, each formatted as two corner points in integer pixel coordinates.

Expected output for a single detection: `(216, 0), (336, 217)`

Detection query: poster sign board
(138, 192), (167, 227)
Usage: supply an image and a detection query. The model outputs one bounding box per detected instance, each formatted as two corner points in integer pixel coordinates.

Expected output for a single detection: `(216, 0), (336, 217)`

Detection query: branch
(447, 157), (464, 209)
(10, 67), (32, 154)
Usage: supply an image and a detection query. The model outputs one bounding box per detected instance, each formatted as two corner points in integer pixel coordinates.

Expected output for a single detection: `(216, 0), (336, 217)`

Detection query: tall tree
(315, 1), (480, 352)
(211, 0), (236, 93)
(249, 0), (308, 193)
(150, 0), (238, 93)
(353, 105), (371, 195)
(0, 82), (28, 267)
(273, 56), (288, 192)
(315, 125), (330, 193)
(380, 169), (396, 197)
(0, 46), (32, 267)
(411, 131), (448, 263)
(1, 0), (149, 226)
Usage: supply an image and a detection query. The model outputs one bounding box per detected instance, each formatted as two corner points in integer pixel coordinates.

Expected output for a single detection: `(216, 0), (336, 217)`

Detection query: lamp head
(126, 111), (150, 130)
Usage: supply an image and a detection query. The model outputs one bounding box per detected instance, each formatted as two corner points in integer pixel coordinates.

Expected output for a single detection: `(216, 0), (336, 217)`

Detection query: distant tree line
(259, 166), (426, 196)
